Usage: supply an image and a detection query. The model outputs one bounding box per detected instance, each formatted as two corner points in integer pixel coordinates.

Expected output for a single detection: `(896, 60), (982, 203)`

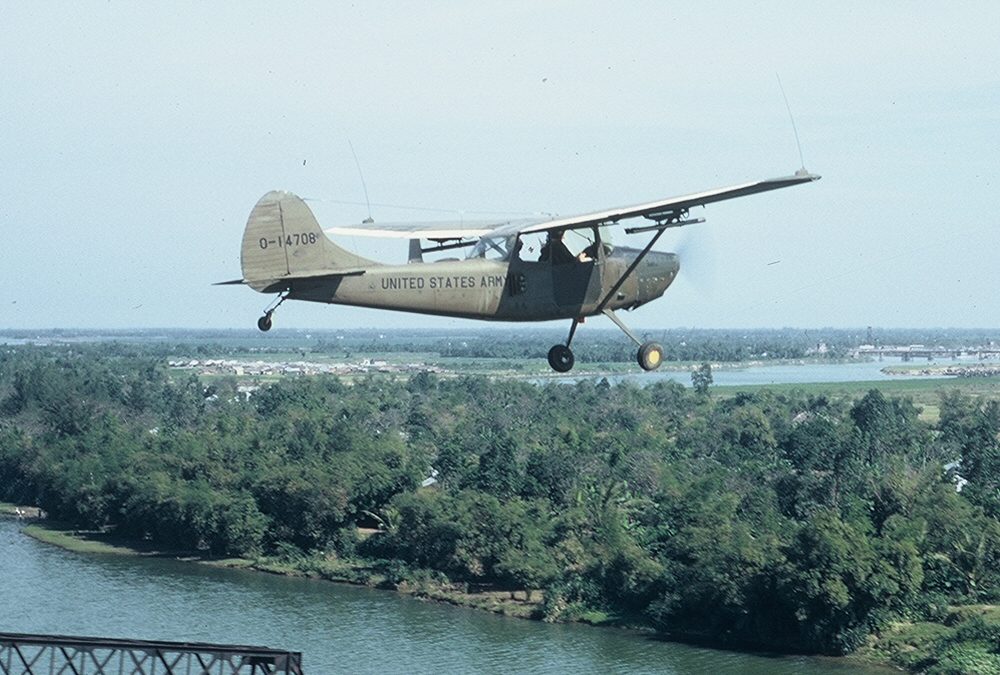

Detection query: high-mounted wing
(323, 169), (819, 242)
(488, 169), (820, 238)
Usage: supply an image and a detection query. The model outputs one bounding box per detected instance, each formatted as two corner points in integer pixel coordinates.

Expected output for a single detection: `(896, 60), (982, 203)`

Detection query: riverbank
(857, 606), (1000, 673)
(13, 516), (908, 673)
(17, 519), (545, 621)
(883, 363), (1000, 379)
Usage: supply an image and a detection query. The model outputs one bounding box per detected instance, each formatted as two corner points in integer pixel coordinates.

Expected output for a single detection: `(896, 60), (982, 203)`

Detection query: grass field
(714, 376), (1000, 423)
(20, 524), (139, 556)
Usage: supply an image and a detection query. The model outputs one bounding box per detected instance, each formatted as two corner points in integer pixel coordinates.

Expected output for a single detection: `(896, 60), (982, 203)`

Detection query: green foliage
(691, 362), (713, 396)
(3, 345), (1000, 662)
(942, 394), (1000, 517)
(370, 489), (559, 587)
(776, 509), (885, 653)
(878, 610), (1000, 674)
(927, 645), (1000, 675)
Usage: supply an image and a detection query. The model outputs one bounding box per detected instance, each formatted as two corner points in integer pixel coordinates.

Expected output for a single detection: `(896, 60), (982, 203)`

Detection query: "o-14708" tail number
(259, 233), (318, 249)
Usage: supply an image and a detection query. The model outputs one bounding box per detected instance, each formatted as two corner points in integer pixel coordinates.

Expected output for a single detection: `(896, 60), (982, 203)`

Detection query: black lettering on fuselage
(425, 275), (481, 291)
(380, 277), (425, 291)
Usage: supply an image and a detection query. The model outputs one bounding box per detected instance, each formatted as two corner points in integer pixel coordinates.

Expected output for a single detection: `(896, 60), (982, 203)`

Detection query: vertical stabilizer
(240, 191), (377, 292)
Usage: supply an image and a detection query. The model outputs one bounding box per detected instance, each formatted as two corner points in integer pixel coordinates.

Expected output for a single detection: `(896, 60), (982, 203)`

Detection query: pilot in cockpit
(539, 231), (575, 264)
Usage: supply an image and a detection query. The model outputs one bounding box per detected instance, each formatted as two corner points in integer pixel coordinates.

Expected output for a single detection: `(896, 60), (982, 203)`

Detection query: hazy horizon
(5, 325), (1000, 336)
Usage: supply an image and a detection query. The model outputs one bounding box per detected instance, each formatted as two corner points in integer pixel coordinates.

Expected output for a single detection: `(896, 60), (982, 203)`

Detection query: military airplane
(220, 169), (819, 372)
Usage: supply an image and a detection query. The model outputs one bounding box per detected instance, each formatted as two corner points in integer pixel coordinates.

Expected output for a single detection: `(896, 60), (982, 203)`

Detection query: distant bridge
(0, 633), (302, 675)
(852, 346), (1000, 360)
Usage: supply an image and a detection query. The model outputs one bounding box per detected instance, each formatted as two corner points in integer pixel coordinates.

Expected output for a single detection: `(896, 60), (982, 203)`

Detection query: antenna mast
(776, 73), (806, 171)
(348, 140), (374, 224)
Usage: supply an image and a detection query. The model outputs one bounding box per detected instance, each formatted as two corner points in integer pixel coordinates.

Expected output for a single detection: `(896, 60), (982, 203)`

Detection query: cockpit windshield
(467, 234), (519, 261)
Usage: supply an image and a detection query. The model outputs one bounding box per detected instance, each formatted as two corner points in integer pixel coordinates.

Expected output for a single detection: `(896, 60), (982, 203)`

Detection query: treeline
(7, 326), (1000, 364)
(2, 346), (1000, 663)
(428, 329), (823, 363)
(257, 326), (1000, 363)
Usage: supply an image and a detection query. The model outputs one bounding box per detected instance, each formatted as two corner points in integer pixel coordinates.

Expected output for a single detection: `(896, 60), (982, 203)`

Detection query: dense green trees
(2, 344), (1000, 658)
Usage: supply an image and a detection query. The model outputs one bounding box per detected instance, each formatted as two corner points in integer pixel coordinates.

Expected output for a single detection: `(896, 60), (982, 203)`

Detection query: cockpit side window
(538, 229), (613, 264)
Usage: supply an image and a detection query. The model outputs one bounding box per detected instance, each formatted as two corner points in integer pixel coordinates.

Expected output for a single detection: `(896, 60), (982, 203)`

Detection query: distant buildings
(167, 358), (444, 378)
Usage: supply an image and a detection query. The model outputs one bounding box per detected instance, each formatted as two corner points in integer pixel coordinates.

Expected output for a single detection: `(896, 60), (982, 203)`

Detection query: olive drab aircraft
(219, 168), (819, 372)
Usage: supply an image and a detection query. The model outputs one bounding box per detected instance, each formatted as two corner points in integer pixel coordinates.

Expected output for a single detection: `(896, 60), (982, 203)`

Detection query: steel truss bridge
(0, 633), (303, 675)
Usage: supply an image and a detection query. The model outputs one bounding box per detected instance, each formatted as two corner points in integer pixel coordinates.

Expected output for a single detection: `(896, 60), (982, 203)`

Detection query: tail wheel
(547, 344), (575, 373)
(637, 342), (663, 371)
(257, 314), (273, 332)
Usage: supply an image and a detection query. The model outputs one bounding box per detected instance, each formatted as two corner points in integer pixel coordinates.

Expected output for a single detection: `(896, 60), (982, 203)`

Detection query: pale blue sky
(2, 2), (998, 330)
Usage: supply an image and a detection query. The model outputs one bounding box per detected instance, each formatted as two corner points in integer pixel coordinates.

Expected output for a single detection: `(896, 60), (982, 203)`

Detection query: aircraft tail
(240, 191), (377, 292)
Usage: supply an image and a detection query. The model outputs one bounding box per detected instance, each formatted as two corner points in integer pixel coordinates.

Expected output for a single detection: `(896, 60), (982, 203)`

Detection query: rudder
(241, 191), (376, 292)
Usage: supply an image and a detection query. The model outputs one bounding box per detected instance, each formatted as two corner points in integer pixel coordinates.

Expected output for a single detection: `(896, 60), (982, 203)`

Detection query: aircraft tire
(547, 344), (575, 373)
(257, 315), (273, 332)
(637, 342), (663, 371)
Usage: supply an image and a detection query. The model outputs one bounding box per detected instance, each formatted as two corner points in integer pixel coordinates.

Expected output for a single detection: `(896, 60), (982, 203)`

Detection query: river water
(564, 355), (972, 387)
(0, 518), (891, 674)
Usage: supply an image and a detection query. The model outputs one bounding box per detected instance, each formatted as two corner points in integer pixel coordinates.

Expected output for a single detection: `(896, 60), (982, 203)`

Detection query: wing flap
(325, 218), (539, 240)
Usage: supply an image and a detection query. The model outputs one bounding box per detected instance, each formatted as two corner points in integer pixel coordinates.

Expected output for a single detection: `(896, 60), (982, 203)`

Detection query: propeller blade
(675, 227), (717, 297)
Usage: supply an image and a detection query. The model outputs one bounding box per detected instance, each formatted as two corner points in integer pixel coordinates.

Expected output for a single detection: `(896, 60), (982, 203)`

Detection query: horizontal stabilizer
(280, 268), (367, 279)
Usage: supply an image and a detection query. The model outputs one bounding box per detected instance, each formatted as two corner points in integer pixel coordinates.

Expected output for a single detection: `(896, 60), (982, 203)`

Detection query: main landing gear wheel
(637, 341), (663, 371)
(547, 344), (575, 373)
(257, 312), (273, 332)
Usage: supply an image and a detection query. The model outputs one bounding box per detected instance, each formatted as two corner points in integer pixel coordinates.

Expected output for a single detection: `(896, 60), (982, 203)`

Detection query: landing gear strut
(603, 308), (663, 372)
(256, 293), (287, 332)
(547, 318), (580, 373)
(547, 311), (663, 373)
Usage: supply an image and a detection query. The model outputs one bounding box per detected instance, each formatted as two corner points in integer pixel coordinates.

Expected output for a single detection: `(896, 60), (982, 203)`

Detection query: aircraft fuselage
(286, 247), (680, 321)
